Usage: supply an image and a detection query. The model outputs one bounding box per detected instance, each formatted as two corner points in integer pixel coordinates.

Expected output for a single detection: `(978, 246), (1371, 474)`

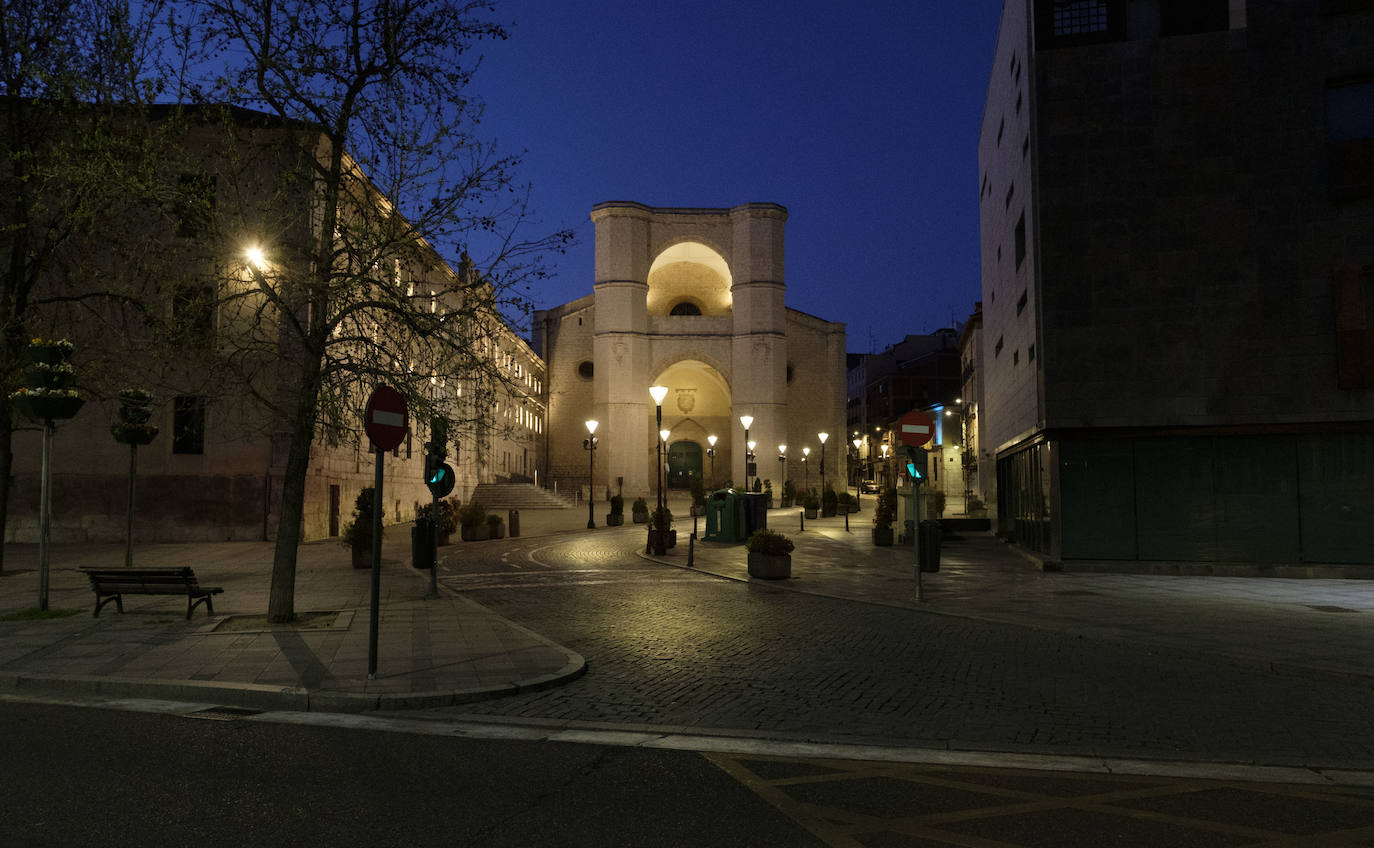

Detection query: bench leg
(188, 594), (214, 619)
(93, 594), (123, 618)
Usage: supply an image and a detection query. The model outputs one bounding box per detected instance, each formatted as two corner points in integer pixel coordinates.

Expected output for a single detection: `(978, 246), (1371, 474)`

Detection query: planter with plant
(751, 477), (762, 494)
(764, 479), (774, 509)
(926, 489), (947, 520)
(342, 487), (383, 568)
(418, 498), (458, 545)
(872, 489), (896, 546)
(803, 491), (819, 519)
(746, 528), (794, 579)
(649, 504), (675, 552)
(459, 501), (489, 541)
(607, 494), (624, 526)
(487, 513), (505, 539)
(836, 491), (854, 515)
(821, 484), (838, 517)
(632, 497), (649, 524)
(781, 479), (795, 508)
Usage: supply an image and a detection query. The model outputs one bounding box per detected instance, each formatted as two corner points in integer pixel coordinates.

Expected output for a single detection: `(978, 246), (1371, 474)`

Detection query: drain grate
(1307, 605), (1361, 614)
(185, 706), (263, 721)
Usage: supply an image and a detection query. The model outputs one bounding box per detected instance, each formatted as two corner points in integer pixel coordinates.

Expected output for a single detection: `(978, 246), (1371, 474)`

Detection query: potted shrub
(781, 479), (795, 509)
(764, 479), (774, 510)
(689, 476), (706, 516)
(746, 528), (793, 579)
(342, 487), (383, 568)
(487, 512), (505, 539)
(650, 504), (674, 553)
(632, 497), (649, 524)
(926, 489), (947, 519)
(752, 477), (763, 494)
(821, 484), (838, 517)
(837, 491), (854, 515)
(803, 491), (819, 520)
(418, 499), (458, 545)
(872, 489), (896, 546)
(607, 494), (625, 526)
(459, 501), (488, 541)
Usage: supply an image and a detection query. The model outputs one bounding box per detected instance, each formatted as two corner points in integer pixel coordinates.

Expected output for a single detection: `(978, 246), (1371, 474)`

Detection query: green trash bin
(704, 489), (743, 542)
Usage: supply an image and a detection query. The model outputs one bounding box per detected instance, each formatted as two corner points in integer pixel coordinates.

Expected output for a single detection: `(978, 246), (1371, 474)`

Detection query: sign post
(897, 409), (934, 602)
(363, 386), (408, 678)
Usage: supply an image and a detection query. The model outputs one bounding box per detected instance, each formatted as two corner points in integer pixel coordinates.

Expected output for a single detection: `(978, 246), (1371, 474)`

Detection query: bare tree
(168, 0), (570, 621)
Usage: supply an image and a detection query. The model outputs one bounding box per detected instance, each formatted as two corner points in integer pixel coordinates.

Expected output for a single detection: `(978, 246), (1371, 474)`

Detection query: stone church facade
(534, 202), (848, 503)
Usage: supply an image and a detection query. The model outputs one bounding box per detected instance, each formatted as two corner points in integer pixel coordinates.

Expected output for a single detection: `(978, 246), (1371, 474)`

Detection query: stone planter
(461, 524), (491, 542)
(351, 547), (370, 569)
(606, 513), (624, 526)
(666, 529), (677, 549)
(849, 503), (861, 514)
(804, 507), (818, 520)
(633, 511), (648, 524)
(747, 552), (791, 579)
(872, 526), (894, 546)
(488, 523), (505, 539)
(821, 506), (836, 518)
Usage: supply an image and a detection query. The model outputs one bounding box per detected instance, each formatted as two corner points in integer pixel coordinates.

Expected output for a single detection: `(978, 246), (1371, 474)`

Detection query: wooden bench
(79, 568), (224, 619)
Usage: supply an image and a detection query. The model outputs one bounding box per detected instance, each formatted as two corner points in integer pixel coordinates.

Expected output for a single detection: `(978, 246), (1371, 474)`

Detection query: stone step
(468, 483), (574, 510)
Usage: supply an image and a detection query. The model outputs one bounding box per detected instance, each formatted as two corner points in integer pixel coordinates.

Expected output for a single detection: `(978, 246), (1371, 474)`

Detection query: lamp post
(659, 428), (671, 505)
(818, 431), (829, 497)
(650, 386), (668, 513)
(706, 434), (717, 483)
(853, 436), (863, 509)
(584, 420), (598, 529)
(739, 414), (754, 491)
(802, 446), (810, 492)
(777, 445), (786, 498)
(880, 442), (889, 490)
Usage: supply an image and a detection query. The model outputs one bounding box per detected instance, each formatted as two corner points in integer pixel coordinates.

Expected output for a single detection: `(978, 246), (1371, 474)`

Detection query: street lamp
(706, 434), (717, 482)
(818, 431), (829, 499)
(880, 442), (889, 490)
(853, 436), (863, 508)
(739, 415), (754, 491)
(660, 428), (671, 500)
(584, 420), (598, 529)
(777, 445), (786, 496)
(802, 446), (810, 492)
(650, 385), (669, 513)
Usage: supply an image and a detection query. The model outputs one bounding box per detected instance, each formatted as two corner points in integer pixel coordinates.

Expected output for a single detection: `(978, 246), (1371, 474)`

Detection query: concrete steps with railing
(468, 483), (575, 510)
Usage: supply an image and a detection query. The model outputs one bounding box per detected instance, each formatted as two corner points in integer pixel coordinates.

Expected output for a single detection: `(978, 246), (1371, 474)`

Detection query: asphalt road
(420, 527), (1374, 766)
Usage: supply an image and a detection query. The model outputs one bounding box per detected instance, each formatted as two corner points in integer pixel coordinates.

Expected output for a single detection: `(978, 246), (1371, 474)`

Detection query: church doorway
(667, 440), (703, 489)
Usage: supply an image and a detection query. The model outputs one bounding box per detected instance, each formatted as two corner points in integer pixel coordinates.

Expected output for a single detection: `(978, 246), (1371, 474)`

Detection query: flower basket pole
(15, 340), (84, 610)
(111, 390), (159, 569)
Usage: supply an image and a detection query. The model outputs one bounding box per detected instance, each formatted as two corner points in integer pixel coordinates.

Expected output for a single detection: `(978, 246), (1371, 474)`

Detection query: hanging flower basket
(24, 362), (76, 390)
(117, 388), (154, 425)
(26, 339), (74, 366)
(111, 422), (160, 445)
(11, 391), (85, 421)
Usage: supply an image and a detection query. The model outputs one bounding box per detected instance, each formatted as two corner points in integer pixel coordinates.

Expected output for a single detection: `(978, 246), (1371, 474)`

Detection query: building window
(1014, 213), (1027, 269)
(577, 360), (594, 380)
(1160, 0), (1228, 36)
(1023, 135), (1030, 160)
(669, 301), (702, 316)
(1016, 91), (1023, 114)
(997, 117), (1005, 146)
(1005, 182), (1015, 210)
(1327, 79), (1374, 201)
(1029, 344), (1037, 362)
(1017, 289), (1028, 316)
(1037, 0), (1124, 48)
(981, 173), (989, 199)
(174, 174), (215, 238)
(1013, 350), (1020, 365)
(172, 283), (215, 345)
(994, 335), (1004, 357)
(172, 396), (206, 454)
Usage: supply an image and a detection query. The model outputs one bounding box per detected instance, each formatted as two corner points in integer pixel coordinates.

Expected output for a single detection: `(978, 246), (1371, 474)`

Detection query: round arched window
(577, 360), (594, 380)
(669, 301), (703, 316)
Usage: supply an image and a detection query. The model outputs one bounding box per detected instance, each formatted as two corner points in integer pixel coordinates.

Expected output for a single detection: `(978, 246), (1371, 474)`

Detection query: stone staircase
(468, 482), (575, 510)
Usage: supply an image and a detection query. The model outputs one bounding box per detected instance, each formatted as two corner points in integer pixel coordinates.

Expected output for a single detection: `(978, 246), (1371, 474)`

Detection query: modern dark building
(979, 0), (1374, 569)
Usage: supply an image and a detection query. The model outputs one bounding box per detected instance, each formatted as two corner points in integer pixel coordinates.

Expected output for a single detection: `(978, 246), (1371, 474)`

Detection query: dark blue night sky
(473, 0), (1005, 351)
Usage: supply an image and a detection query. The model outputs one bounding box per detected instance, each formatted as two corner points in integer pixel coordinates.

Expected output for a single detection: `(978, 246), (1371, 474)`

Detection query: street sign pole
(368, 447), (384, 677)
(896, 409), (935, 604)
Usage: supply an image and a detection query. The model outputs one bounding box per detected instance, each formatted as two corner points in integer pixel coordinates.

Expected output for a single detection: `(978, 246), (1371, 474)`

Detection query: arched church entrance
(667, 441), (702, 489)
(650, 358), (731, 492)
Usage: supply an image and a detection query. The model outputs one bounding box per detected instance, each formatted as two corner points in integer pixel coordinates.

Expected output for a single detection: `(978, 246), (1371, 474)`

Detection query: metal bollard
(799, 509), (805, 532)
(508, 509), (520, 538)
(844, 510), (850, 532)
(688, 533), (695, 567)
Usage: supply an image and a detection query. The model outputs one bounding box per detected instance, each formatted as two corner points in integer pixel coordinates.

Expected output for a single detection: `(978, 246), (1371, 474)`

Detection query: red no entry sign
(897, 408), (934, 448)
(364, 385), (409, 451)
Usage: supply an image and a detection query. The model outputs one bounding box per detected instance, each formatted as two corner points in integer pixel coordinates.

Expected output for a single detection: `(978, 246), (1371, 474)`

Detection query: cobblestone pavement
(420, 526), (1374, 767)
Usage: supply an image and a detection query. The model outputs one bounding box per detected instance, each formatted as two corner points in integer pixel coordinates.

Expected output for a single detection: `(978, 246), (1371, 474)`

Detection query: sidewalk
(0, 523), (585, 712)
(646, 501), (1374, 686)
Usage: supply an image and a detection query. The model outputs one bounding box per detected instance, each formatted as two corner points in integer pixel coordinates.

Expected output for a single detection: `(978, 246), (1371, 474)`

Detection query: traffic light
(903, 446), (927, 484)
(424, 415), (454, 496)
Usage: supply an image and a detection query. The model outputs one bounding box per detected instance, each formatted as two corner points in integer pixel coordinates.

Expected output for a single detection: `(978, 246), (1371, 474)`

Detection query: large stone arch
(647, 241), (733, 317)
(649, 358), (734, 488)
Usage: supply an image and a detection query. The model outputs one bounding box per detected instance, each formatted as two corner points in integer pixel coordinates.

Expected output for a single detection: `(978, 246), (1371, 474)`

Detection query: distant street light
(706, 434), (717, 482)
(739, 415), (754, 491)
(584, 420), (598, 529)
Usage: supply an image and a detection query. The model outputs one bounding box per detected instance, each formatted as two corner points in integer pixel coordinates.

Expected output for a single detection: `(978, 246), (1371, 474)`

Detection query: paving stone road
(414, 527), (1374, 767)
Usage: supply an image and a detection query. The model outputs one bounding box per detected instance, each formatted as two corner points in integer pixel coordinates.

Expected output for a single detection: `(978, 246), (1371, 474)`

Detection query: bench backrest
(82, 568), (204, 594)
